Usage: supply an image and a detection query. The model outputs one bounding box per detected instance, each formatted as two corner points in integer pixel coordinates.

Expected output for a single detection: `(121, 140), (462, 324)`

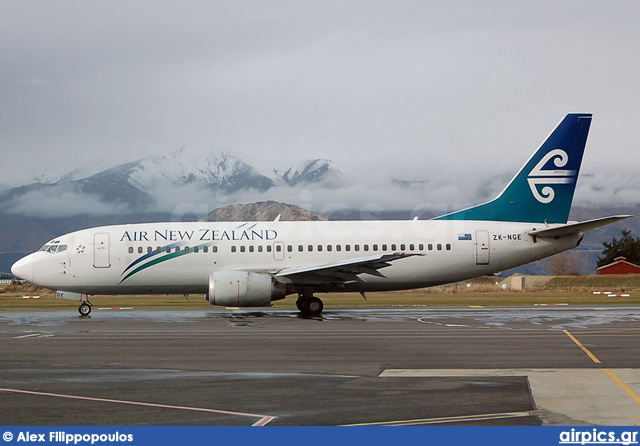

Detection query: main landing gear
(296, 294), (324, 317)
(78, 302), (92, 316)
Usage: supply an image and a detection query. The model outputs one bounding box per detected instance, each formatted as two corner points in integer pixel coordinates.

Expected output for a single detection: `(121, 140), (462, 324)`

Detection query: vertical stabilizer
(435, 113), (592, 223)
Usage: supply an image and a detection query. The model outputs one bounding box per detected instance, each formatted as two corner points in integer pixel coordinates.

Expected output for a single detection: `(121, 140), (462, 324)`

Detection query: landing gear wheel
(78, 303), (92, 316)
(297, 295), (324, 316)
(306, 297), (323, 316)
(296, 296), (306, 312)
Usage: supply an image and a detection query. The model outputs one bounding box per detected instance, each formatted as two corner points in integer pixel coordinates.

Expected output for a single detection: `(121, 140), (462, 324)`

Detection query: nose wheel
(296, 294), (324, 316)
(78, 302), (92, 316)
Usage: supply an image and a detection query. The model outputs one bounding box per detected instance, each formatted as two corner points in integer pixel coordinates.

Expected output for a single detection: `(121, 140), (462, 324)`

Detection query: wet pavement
(0, 306), (639, 425)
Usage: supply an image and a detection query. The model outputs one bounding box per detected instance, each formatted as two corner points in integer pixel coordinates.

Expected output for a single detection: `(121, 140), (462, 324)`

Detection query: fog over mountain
(3, 146), (640, 220)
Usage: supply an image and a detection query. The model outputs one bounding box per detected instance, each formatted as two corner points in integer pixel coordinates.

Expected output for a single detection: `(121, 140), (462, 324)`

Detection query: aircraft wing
(528, 215), (632, 239)
(275, 252), (421, 285)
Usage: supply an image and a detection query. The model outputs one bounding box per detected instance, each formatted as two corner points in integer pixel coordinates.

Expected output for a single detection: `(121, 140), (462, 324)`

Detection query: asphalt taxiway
(0, 305), (639, 426)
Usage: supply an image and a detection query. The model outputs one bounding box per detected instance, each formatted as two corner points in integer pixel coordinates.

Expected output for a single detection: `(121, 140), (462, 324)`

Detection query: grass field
(1, 274), (640, 311)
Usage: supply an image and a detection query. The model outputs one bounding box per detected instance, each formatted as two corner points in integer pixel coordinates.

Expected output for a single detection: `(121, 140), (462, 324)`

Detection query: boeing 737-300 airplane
(11, 114), (631, 316)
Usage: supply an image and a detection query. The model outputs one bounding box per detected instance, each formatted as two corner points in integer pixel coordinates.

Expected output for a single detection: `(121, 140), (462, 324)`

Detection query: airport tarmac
(0, 305), (639, 426)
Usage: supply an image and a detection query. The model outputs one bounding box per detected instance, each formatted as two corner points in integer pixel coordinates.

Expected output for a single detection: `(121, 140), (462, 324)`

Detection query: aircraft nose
(11, 256), (33, 282)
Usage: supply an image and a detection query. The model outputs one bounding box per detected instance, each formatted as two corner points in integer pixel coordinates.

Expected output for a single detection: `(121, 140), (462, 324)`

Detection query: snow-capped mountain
(0, 148), (349, 215)
(275, 159), (344, 187)
(126, 148), (274, 192)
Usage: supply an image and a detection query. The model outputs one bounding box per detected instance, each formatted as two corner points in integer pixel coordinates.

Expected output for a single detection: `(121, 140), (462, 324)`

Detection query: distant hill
(201, 201), (331, 222)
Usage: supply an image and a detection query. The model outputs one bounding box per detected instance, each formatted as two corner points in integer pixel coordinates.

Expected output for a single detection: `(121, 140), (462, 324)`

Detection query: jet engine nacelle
(206, 271), (286, 307)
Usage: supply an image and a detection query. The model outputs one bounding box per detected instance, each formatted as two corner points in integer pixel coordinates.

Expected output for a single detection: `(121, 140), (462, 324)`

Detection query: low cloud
(5, 163), (640, 220)
(5, 184), (130, 218)
(574, 170), (640, 209)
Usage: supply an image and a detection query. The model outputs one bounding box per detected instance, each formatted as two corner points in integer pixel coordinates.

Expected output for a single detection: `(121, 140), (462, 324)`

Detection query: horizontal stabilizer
(528, 215), (632, 238)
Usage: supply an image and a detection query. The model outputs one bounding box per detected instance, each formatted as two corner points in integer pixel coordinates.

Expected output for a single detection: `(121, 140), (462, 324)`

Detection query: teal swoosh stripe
(119, 242), (216, 283)
(122, 242), (184, 275)
(119, 250), (188, 283)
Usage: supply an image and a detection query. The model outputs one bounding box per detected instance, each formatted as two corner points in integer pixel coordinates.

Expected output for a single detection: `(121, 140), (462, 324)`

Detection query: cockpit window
(38, 243), (67, 254)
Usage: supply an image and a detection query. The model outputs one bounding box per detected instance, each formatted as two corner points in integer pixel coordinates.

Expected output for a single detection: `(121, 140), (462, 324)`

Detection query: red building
(596, 257), (640, 275)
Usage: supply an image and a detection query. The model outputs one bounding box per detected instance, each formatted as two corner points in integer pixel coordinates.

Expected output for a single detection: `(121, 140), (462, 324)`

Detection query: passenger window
(287, 245), (293, 252)
(400, 244), (406, 251)
(410, 244), (415, 251)
(298, 245), (304, 252)
(138, 247), (143, 254)
(345, 245), (351, 251)
(327, 245), (332, 252)
(391, 244), (397, 251)
(373, 244), (378, 251)
(185, 247), (190, 253)
(129, 247), (134, 254)
(166, 247), (172, 253)
(258, 246), (263, 253)
(194, 246), (199, 253)
(249, 246), (254, 253)
(364, 244), (369, 252)
(213, 246), (218, 253)
(276, 245), (282, 252)
(419, 244), (424, 251)
(240, 246), (246, 253)
(156, 247), (162, 253)
(147, 247), (153, 253)
(175, 247), (181, 253)
(317, 245), (323, 252)
(203, 246), (208, 253)
(382, 244), (387, 251)
(231, 246), (236, 253)
(354, 245), (360, 252)
(446, 244), (451, 250)
(336, 245), (342, 252)
(267, 246), (272, 253)
(437, 244), (442, 251)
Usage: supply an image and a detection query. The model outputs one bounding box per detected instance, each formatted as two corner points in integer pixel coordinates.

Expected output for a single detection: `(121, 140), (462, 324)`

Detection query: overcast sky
(1, 1), (639, 208)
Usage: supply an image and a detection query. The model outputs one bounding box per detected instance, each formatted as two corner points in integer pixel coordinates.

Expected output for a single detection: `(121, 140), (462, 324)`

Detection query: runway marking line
(563, 330), (601, 364)
(0, 387), (276, 426)
(13, 333), (54, 339)
(343, 410), (533, 426)
(603, 369), (640, 407)
(564, 330), (640, 410)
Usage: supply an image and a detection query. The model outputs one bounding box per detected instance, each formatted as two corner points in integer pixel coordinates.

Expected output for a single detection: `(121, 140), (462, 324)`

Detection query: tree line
(548, 228), (640, 276)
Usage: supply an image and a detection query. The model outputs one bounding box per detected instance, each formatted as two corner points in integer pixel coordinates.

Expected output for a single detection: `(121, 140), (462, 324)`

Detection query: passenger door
(475, 230), (490, 265)
(93, 233), (111, 268)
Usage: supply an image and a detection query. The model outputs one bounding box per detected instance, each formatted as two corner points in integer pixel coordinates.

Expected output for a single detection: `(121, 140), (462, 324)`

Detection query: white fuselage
(13, 219), (582, 296)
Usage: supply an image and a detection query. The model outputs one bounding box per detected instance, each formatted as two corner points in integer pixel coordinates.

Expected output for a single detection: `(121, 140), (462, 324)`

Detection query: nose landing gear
(296, 294), (324, 316)
(78, 302), (92, 316)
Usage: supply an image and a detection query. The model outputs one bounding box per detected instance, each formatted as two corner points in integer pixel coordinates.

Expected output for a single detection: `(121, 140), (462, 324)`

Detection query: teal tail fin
(434, 113), (592, 224)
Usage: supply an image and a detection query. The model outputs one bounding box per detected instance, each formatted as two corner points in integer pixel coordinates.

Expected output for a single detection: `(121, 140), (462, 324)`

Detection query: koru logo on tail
(527, 149), (576, 203)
